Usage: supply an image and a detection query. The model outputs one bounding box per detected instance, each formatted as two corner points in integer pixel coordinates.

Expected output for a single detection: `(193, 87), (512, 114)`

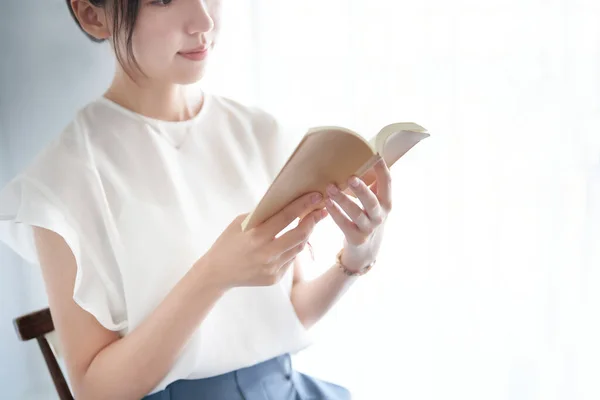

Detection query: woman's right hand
(200, 192), (327, 289)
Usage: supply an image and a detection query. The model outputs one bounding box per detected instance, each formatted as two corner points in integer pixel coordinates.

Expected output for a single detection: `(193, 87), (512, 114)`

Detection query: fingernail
(350, 177), (360, 187)
(327, 184), (338, 195)
(311, 193), (322, 204)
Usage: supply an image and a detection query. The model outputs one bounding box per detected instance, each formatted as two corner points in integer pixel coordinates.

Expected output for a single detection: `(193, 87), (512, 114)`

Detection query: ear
(70, 0), (111, 40)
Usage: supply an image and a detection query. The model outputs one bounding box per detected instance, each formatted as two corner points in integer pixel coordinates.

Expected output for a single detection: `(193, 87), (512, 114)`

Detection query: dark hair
(65, 0), (145, 78)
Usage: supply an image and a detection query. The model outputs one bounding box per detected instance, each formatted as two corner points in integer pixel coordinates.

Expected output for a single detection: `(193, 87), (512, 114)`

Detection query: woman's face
(112, 0), (222, 84)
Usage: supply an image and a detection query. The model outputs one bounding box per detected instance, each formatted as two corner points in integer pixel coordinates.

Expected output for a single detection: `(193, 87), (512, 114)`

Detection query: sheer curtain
(219, 1), (599, 399)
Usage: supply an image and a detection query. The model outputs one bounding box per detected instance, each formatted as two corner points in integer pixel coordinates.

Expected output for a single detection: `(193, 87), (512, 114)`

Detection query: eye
(151, 0), (173, 6)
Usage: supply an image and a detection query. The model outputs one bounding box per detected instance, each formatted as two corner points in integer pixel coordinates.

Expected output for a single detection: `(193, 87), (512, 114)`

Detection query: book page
(379, 128), (430, 166)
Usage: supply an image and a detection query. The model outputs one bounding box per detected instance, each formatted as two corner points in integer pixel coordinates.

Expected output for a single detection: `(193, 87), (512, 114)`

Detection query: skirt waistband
(144, 353), (293, 400)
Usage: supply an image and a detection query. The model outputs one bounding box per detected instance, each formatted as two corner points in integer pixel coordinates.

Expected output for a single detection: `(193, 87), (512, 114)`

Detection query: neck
(103, 65), (203, 122)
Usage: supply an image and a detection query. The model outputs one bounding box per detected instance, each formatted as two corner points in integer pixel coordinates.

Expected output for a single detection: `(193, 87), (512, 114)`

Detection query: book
(241, 122), (430, 231)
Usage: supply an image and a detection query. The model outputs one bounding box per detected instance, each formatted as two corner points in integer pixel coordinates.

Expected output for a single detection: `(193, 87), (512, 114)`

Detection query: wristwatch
(335, 249), (375, 277)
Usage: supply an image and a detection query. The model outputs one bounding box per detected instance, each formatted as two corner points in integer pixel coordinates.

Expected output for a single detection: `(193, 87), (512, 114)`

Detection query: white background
(204, 1), (600, 399)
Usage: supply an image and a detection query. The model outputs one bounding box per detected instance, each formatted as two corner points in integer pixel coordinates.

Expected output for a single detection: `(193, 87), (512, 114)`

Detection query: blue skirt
(142, 354), (352, 400)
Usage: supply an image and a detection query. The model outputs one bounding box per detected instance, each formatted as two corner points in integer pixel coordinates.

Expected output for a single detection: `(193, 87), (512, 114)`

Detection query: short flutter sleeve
(0, 137), (127, 331)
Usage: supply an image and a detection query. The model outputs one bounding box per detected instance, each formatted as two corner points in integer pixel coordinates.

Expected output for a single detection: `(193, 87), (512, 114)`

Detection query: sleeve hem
(1, 176), (128, 332)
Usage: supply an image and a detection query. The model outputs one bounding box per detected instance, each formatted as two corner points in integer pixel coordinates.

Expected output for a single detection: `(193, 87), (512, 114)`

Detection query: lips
(180, 46), (210, 54)
(178, 46), (210, 61)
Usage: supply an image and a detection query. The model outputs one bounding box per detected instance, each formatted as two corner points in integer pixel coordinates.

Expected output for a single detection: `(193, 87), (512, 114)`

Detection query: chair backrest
(13, 308), (74, 400)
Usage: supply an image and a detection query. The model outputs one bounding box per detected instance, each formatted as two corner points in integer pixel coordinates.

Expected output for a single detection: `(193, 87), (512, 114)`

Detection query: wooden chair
(13, 307), (74, 400)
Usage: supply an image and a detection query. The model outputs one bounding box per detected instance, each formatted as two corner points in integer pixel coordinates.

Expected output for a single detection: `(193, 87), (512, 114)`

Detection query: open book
(241, 122), (430, 231)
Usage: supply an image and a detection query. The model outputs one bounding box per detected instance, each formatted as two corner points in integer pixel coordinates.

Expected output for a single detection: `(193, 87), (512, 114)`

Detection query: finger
(370, 180), (378, 194)
(373, 157), (392, 210)
(278, 241), (306, 270)
(347, 177), (382, 222)
(326, 183), (371, 232)
(273, 208), (325, 253)
(324, 197), (361, 237)
(261, 192), (322, 236)
(263, 256), (296, 286)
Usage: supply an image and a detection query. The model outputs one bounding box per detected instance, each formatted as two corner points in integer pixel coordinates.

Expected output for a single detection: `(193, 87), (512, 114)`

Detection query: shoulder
(20, 112), (95, 183)
(208, 94), (279, 132)
(209, 93), (308, 146)
(18, 93), (145, 180)
(4, 100), (117, 209)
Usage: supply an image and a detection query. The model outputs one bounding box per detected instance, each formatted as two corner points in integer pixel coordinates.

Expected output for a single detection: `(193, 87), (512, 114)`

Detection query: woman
(0, 0), (392, 398)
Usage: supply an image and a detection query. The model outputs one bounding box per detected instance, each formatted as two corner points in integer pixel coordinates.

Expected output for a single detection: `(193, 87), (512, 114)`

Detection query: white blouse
(0, 92), (314, 395)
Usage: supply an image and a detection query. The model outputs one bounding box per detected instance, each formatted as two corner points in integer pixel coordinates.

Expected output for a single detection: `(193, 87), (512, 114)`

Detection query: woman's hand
(324, 156), (392, 272)
(200, 192), (327, 290)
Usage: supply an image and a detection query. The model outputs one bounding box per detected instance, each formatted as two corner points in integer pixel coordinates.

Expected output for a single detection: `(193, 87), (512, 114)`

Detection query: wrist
(340, 254), (365, 273)
(191, 256), (231, 294)
(337, 248), (375, 276)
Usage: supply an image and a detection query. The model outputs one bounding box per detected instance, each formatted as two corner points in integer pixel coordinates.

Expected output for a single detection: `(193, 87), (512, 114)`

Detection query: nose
(185, 0), (214, 35)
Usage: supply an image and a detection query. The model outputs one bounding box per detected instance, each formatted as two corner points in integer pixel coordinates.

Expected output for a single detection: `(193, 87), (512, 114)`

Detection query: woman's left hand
(324, 156), (392, 272)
